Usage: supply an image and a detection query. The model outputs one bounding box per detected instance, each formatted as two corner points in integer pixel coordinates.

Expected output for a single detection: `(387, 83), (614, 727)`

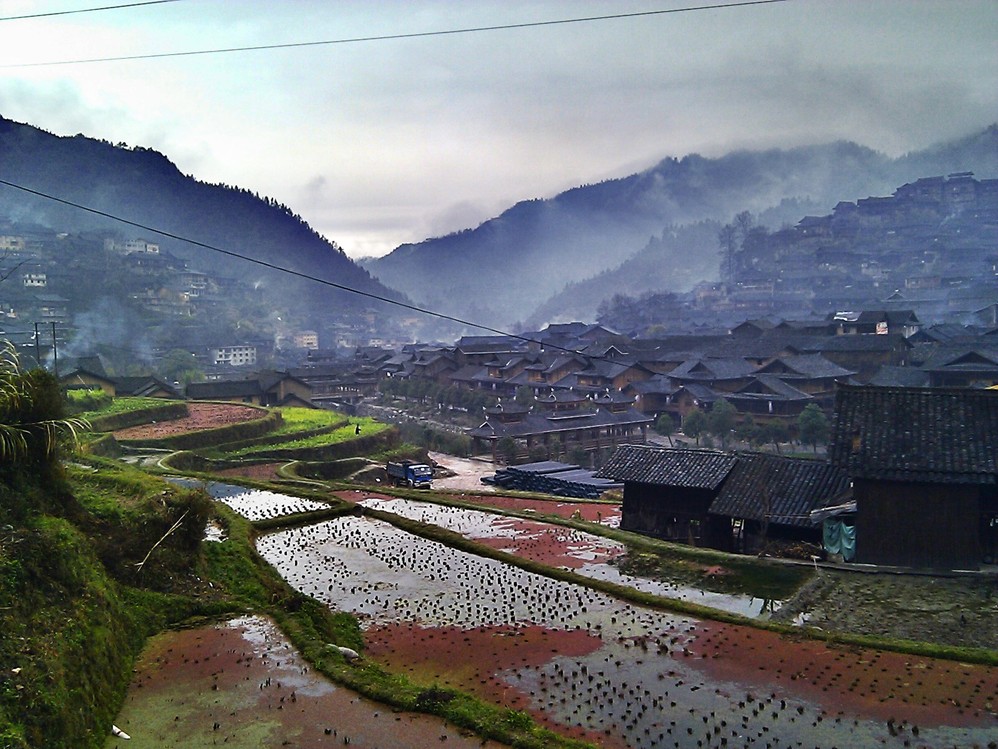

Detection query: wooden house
(597, 445), (737, 546)
(707, 453), (850, 553)
(186, 370), (312, 408)
(468, 399), (652, 463)
(113, 376), (180, 399)
(829, 385), (998, 568)
(60, 366), (117, 396)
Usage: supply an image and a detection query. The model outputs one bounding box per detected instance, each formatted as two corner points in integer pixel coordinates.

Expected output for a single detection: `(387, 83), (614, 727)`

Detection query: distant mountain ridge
(0, 115), (402, 326)
(364, 126), (998, 329)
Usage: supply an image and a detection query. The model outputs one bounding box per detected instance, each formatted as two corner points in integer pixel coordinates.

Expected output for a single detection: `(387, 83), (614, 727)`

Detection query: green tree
(568, 445), (589, 467)
(1, 343), (86, 498)
(159, 348), (204, 386)
(683, 409), (707, 446)
(654, 412), (676, 446)
(707, 398), (737, 449)
(718, 223), (738, 282)
(497, 437), (518, 464)
(761, 421), (790, 454)
(797, 403), (830, 452)
(514, 386), (534, 406)
(735, 413), (758, 445)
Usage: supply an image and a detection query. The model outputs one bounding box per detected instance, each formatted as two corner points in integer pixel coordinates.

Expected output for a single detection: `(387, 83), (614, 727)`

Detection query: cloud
(426, 200), (493, 239)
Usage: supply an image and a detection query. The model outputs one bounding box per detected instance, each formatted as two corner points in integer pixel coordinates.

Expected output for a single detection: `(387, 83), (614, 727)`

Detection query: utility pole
(51, 322), (58, 377)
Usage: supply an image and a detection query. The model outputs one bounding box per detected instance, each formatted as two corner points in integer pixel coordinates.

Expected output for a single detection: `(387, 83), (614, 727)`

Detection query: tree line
(657, 399), (829, 453)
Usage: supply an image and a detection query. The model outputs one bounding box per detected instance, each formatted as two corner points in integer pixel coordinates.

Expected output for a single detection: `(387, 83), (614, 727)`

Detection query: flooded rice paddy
(105, 614), (501, 749)
(356, 496), (772, 618)
(258, 513), (998, 749)
(124, 482), (998, 748)
(169, 477), (330, 520)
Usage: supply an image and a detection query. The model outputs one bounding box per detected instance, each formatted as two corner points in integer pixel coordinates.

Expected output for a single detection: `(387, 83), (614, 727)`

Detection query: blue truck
(385, 460), (433, 489)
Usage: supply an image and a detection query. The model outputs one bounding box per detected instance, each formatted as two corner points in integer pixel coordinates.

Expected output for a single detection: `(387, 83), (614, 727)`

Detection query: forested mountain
(0, 116), (403, 328)
(364, 126), (998, 329)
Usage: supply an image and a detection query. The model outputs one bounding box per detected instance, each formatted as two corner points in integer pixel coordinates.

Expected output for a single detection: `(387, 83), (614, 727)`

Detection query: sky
(1, 0), (996, 259)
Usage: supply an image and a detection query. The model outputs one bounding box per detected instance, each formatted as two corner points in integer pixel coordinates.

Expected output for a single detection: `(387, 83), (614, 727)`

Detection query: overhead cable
(3, 0), (789, 67)
(0, 177), (606, 358)
(0, 0), (182, 23)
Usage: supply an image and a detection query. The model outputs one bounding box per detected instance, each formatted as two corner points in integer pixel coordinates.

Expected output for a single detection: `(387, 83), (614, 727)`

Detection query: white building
(211, 344), (257, 367)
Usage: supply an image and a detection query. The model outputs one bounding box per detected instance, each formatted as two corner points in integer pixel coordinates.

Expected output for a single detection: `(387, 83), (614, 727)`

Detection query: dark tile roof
(730, 375), (813, 401)
(676, 383), (722, 403)
(468, 408), (652, 440)
(753, 354), (855, 380)
(919, 348), (998, 372)
(258, 370), (308, 391)
(708, 454), (851, 529)
(829, 384), (998, 484)
(669, 357), (757, 381)
(449, 364), (487, 382)
(910, 324), (982, 344)
(114, 376), (179, 398)
(794, 334), (911, 354)
(597, 445), (736, 489)
(628, 374), (682, 396)
(866, 366), (931, 388)
(187, 379), (261, 399)
(505, 461), (577, 475)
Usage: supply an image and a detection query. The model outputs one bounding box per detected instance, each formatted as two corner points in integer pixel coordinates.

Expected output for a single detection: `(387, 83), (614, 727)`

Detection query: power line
(0, 0), (182, 23)
(0, 177), (600, 358)
(3, 0), (789, 68)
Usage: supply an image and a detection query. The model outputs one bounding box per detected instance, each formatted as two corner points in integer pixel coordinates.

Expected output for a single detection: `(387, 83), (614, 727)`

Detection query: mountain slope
(0, 116), (401, 324)
(365, 127), (998, 329)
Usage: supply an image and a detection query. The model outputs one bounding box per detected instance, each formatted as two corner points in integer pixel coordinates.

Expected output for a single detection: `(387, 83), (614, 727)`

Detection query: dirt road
(428, 451), (498, 492)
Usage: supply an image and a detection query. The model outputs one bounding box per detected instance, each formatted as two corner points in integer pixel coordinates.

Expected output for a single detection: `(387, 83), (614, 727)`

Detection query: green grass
(223, 417), (389, 456)
(269, 406), (348, 435)
(71, 396), (168, 421)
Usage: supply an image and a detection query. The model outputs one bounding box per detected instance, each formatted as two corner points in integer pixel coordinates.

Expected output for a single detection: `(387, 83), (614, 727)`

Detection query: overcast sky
(1, 0), (996, 258)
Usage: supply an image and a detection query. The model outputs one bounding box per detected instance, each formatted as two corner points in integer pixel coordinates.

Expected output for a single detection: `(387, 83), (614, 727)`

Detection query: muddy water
(105, 615), (499, 749)
(357, 496), (773, 618)
(168, 477), (330, 520)
(258, 516), (998, 749)
(128, 482), (998, 748)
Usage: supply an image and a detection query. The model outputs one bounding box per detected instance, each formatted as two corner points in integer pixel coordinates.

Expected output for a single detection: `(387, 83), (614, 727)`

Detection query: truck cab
(386, 460), (433, 489)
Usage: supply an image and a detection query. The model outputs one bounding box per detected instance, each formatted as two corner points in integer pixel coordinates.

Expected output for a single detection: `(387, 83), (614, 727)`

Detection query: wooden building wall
(621, 481), (727, 547)
(855, 480), (981, 569)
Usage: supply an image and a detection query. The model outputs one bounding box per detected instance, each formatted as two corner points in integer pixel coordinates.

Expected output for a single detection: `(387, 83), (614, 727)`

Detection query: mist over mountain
(0, 116), (403, 328)
(364, 126), (998, 330)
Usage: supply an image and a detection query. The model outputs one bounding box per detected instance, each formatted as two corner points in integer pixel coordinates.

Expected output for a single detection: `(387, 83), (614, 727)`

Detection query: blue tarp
(823, 519), (856, 562)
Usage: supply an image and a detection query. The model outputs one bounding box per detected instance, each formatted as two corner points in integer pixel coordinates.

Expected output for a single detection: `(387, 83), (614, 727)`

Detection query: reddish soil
(366, 623), (624, 748)
(108, 616), (504, 749)
(113, 402), (263, 440)
(333, 490), (621, 570)
(214, 462), (285, 480)
(330, 488), (998, 743)
(451, 493), (621, 525)
(333, 489), (621, 525)
(688, 621), (998, 728)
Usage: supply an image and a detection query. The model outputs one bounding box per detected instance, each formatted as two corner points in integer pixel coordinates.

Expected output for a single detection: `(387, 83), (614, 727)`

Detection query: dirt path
(428, 451), (499, 492)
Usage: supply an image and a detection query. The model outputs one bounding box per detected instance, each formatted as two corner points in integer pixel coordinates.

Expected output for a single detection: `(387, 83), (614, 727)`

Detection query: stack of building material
(483, 460), (621, 499)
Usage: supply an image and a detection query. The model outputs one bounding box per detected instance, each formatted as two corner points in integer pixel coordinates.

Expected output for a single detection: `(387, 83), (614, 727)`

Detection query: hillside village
(31, 171), (997, 575)
(5, 172), (993, 467)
